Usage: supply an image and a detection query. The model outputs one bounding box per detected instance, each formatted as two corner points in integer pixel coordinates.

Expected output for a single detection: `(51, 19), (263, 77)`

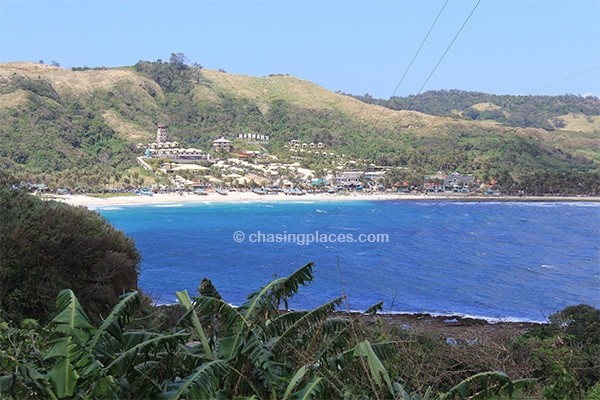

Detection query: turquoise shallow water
(98, 200), (600, 323)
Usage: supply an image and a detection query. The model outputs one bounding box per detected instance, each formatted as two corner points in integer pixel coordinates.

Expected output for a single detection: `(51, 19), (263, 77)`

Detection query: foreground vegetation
(1, 264), (598, 399)
(0, 175), (598, 399)
(0, 175), (140, 324)
(0, 264), (529, 399)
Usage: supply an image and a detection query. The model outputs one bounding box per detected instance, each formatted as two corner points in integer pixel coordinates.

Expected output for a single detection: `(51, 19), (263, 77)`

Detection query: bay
(98, 200), (600, 323)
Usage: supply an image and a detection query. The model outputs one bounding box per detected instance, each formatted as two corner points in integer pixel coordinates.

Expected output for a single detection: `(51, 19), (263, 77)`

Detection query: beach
(49, 191), (600, 208)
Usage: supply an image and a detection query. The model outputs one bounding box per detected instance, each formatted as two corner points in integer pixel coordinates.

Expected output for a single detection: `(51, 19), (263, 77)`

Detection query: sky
(1, 0), (599, 99)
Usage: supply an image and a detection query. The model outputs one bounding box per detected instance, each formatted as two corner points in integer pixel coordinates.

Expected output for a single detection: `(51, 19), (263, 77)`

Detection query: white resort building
(146, 125), (209, 161)
(212, 137), (232, 152)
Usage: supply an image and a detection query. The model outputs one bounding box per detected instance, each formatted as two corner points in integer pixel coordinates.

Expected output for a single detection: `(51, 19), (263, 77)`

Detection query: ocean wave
(94, 206), (124, 211)
(153, 203), (184, 208)
(514, 201), (600, 208)
(527, 264), (559, 273)
(383, 310), (547, 324)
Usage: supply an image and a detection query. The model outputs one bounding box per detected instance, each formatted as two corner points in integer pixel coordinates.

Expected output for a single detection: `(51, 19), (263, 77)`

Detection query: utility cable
(389, 0), (449, 99)
(405, 0), (482, 111)
(527, 66), (600, 95)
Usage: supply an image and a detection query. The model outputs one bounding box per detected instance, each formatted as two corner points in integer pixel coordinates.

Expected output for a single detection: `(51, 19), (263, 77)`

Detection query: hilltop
(0, 60), (598, 194)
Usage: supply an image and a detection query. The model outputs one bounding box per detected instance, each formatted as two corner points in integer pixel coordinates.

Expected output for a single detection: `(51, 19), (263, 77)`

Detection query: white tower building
(156, 124), (168, 143)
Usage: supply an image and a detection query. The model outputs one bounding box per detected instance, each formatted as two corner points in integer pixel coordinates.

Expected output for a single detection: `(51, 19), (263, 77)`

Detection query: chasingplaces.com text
(232, 230), (390, 246)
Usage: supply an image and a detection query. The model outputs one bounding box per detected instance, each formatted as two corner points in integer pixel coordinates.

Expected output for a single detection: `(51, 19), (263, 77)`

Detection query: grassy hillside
(0, 61), (598, 192)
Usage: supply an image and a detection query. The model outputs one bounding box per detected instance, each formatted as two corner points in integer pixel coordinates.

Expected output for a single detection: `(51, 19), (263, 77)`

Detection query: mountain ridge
(0, 60), (598, 193)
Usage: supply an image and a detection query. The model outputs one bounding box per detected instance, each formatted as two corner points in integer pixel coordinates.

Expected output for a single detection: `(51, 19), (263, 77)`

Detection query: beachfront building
(364, 171), (386, 181)
(335, 170), (363, 186)
(443, 173), (477, 192)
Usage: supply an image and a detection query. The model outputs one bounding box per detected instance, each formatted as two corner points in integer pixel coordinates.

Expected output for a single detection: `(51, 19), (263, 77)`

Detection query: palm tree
(113, 172), (122, 191)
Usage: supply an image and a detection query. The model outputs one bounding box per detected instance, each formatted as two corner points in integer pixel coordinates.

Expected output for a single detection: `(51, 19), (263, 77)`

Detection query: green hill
(0, 60), (598, 193)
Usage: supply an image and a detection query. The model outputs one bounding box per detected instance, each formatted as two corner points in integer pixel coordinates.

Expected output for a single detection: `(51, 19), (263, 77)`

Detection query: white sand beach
(51, 191), (411, 207)
(48, 191), (599, 208)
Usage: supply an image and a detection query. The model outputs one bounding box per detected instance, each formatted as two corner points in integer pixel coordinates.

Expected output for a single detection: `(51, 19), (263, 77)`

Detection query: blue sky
(1, 0), (598, 98)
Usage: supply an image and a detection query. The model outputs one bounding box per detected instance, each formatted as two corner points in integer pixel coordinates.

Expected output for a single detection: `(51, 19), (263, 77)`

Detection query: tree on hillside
(169, 52), (187, 66)
(0, 176), (140, 323)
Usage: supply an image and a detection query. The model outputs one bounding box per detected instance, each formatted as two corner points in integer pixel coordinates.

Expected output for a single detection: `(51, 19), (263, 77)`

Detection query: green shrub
(0, 184), (140, 324)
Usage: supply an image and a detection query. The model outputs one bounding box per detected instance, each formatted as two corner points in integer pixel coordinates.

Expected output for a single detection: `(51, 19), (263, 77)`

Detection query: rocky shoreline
(346, 311), (544, 342)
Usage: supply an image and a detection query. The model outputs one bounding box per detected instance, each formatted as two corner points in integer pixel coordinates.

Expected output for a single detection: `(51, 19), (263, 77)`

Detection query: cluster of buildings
(144, 125), (239, 160)
(331, 170), (483, 193)
(287, 139), (336, 157)
(288, 139), (325, 149)
(144, 125), (269, 160)
(141, 125), (488, 194)
(145, 125), (211, 160)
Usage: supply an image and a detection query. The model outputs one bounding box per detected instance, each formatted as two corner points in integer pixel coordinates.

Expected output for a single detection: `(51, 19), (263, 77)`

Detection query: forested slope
(0, 60), (598, 193)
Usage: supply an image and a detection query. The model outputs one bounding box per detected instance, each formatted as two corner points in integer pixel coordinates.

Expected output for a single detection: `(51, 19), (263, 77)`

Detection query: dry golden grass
(102, 110), (154, 141)
(557, 112), (600, 134)
(190, 82), (221, 104)
(551, 131), (600, 161)
(1, 62), (597, 162)
(201, 69), (436, 129)
(0, 62), (512, 136)
(470, 102), (504, 112)
(0, 62), (160, 99)
(0, 89), (29, 108)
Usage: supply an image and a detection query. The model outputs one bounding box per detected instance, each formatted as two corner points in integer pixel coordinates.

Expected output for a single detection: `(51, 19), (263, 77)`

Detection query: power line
(410, 0), (482, 103)
(386, 0), (481, 133)
(528, 66), (600, 95)
(389, 0), (449, 99)
(370, 0), (449, 128)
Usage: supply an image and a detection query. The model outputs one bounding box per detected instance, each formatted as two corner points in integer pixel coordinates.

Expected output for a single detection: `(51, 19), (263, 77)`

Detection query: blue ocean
(97, 200), (600, 323)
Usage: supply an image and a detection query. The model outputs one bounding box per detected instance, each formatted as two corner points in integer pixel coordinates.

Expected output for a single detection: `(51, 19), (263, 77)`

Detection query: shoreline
(48, 192), (600, 208)
(349, 311), (544, 340)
